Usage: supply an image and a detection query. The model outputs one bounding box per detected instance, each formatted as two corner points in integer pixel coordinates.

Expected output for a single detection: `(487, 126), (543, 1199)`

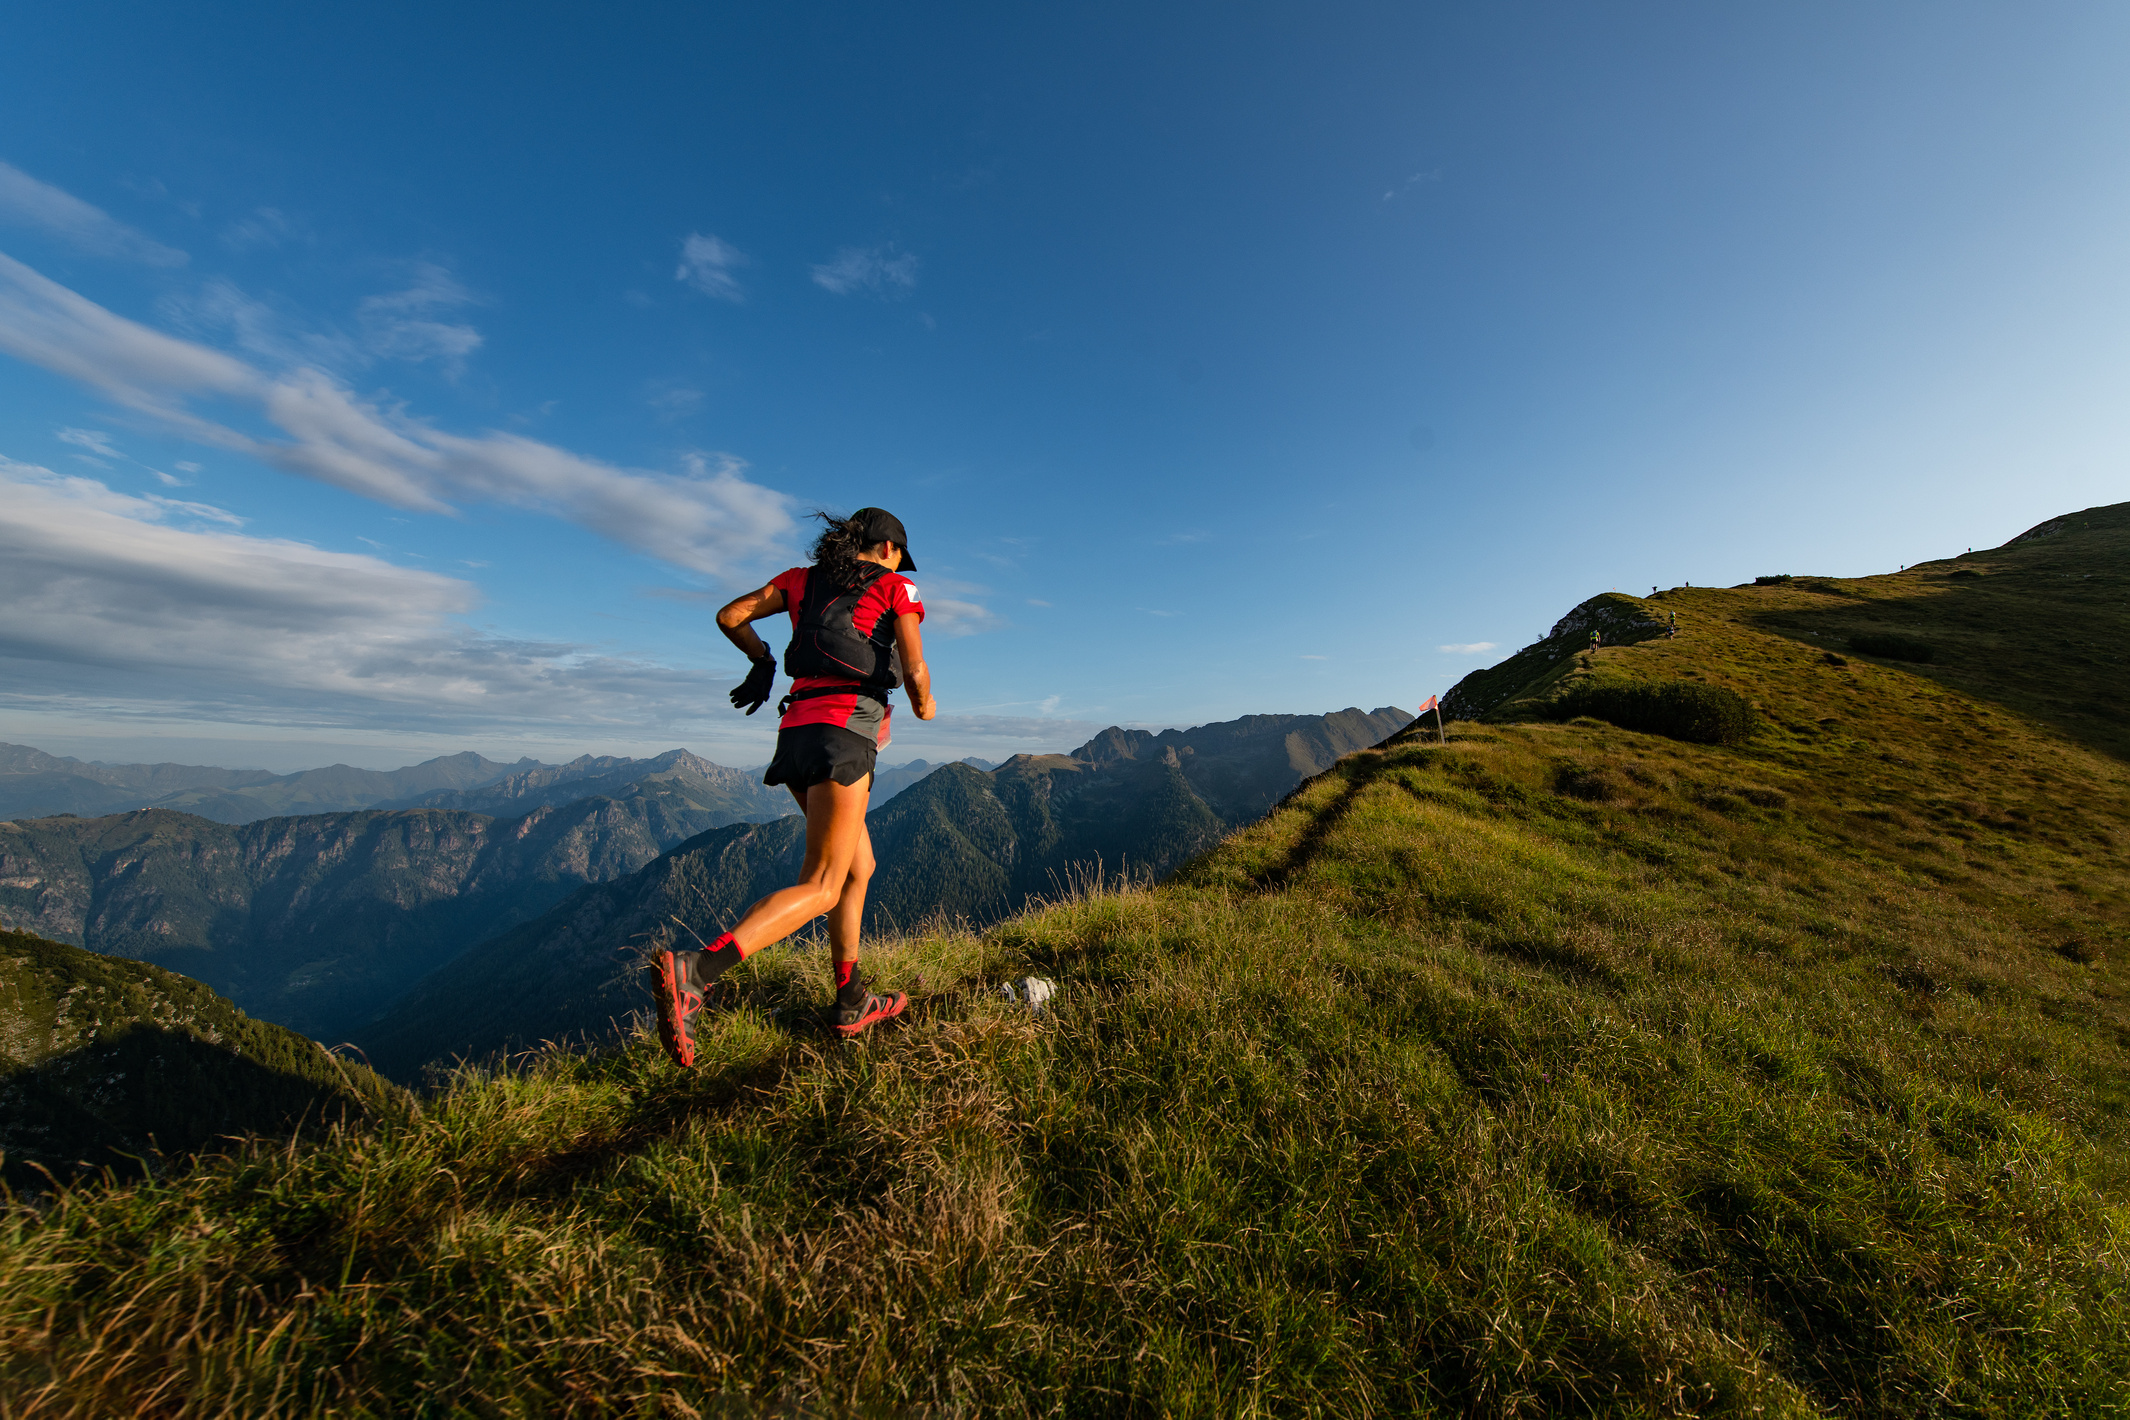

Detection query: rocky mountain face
(0, 927), (406, 1187)
(0, 772), (791, 1041)
(358, 706), (1410, 1077)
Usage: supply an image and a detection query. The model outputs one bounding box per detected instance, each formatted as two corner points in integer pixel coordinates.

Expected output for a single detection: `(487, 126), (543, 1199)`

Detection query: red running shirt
(768, 566), (924, 747)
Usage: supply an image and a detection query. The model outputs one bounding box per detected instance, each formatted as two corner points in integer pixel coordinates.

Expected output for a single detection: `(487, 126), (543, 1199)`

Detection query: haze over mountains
(0, 743), (536, 824)
(0, 742), (1000, 827)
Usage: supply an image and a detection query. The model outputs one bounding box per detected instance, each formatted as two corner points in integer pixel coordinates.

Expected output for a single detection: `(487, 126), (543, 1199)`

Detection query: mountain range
(0, 710), (1403, 1073)
(0, 752), (803, 1041)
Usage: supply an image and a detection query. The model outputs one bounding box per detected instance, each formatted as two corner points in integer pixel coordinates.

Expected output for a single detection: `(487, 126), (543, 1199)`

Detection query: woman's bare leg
(728, 776), (873, 956)
(826, 816), (875, 968)
(765, 779), (875, 968)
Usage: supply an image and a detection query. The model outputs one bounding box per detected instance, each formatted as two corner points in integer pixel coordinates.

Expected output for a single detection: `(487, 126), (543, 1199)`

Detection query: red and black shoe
(833, 989), (907, 1039)
(649, 949), (706, 1068)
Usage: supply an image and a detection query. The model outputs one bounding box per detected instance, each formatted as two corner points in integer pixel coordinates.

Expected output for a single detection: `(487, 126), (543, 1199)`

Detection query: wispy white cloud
(59, 425), (187, 486)
(0, 252), (796, 577)
(1381, 168), (1444, 202)
(923, 597), (1006, 637)
(357, 262), (483, 369)
(0, 160), (188, 267)
(58, 427), (120, 460)
(1437, 641), (1498, 654)
(902, 575), (1003, 637)
(676, 232), (748, 302)
(5, 456), (243, 528)
(646, 384), (705, 417)
(157, 276), (362, 372)
(161, 264), (482, 374)
(0, 457), (739, 733)
(810, 245), (919, 297)
(220, 206), (309, 252)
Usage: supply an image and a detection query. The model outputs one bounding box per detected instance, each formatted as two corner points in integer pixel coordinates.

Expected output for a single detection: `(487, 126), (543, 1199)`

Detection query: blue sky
(3, 3), (2126, 772)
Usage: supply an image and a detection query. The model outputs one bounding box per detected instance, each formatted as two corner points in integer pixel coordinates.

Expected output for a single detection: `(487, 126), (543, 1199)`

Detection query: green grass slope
(0, 929), (407, 1189)
(3, 510), (2127, 1415)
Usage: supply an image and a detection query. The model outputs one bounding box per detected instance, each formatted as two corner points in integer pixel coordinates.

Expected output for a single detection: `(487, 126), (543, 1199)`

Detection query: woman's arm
(894, 611), (936, 720)
(715, 584), (787, 661)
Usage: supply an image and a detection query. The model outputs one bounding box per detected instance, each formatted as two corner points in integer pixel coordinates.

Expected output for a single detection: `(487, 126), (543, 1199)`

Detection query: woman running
(649, 507), (936, 1066)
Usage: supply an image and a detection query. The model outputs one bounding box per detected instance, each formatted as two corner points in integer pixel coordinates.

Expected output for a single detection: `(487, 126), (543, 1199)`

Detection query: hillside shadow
(1, 1024), (380, 1189)
(1747, 569), (2129, 765)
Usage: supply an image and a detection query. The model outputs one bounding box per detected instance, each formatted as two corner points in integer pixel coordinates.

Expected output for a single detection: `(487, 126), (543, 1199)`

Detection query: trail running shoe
(833, 989), (908, 1039)
(650, 949), (704, 1068)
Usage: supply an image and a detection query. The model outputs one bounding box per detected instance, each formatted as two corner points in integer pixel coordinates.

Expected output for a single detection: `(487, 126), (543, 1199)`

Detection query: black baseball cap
(853, 507), (915, 570)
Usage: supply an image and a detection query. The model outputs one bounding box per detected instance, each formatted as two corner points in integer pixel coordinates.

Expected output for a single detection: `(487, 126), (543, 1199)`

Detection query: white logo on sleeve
(902, 583), (921, 605)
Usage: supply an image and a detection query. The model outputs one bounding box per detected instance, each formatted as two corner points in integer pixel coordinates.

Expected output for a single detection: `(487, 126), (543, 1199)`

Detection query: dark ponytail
(807, 511), (873, 587)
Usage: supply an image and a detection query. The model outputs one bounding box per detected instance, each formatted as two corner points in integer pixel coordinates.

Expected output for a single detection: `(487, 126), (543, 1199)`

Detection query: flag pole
(1417, 694), (1444, 744)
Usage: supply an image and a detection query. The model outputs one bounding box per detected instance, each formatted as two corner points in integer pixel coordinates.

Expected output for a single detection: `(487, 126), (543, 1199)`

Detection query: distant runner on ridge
(649, 507), (937, 1066)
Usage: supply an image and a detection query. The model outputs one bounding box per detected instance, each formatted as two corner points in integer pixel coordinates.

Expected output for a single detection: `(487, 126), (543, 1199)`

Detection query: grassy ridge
(2, 512), (2126, 1415)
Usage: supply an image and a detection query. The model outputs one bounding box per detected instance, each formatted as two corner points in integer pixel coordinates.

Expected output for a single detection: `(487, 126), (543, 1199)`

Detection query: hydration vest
(783, 564), (905, 689)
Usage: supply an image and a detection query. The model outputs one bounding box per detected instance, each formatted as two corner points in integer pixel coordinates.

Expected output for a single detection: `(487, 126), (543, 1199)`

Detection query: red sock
(834, 957), (865, 1008)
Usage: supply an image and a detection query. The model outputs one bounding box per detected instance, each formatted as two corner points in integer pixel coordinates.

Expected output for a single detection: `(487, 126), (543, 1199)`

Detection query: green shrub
(1850, 633), (1936, 663)
(1552, 680), (1756, 746)
(1754, 575), (1794, 585)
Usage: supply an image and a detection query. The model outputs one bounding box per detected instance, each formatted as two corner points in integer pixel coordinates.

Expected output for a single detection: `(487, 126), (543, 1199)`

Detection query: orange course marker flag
(1418, 695), (1438, 714)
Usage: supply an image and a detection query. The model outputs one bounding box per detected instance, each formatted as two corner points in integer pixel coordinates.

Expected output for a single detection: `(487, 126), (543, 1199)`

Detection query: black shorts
(763, 723), (878, 792)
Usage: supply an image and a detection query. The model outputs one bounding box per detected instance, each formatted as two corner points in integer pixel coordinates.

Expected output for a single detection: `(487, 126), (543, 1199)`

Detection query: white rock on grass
(998, 976), (1057, 1014)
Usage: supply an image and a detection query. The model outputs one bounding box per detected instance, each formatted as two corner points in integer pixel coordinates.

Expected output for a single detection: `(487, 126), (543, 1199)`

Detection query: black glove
(730, 654), (776, 715)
